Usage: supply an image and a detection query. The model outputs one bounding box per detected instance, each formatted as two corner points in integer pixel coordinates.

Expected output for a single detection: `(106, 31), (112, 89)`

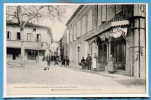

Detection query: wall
(6, 25), (52, 50)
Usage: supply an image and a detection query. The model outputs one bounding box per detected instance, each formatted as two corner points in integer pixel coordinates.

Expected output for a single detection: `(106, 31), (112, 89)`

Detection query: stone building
(61, 29), (70, 59)
(6, 21), (53, 64)
(64, 4), (146, 79)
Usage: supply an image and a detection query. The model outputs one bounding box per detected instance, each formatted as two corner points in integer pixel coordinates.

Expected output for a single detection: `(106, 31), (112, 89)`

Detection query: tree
(6, 5), (65, 66)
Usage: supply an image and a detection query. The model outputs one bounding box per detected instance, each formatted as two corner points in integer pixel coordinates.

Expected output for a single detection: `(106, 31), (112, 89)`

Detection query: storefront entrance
(111, 37), (126, 71)
(98, 41), (107, 71)
(25, 49), (38, 60)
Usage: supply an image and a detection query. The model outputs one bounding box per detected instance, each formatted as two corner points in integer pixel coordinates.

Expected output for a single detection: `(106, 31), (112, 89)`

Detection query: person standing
(46, 54), (51, 67)
(92, 53), (97, 71)
(66, 56), (70, 67)
(86, 54), (92, 70)
(81, 57), (86, 69)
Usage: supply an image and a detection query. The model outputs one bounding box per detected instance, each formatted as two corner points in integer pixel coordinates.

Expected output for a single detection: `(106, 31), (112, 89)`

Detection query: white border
(3, 3), (149, 98)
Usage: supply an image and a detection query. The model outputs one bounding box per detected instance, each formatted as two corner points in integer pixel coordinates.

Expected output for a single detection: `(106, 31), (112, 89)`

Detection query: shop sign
(111, 27), (127, 39)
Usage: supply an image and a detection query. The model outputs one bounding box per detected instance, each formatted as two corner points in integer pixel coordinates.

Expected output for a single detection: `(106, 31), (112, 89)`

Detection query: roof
(66, 5), (84, 25)
(6, 21), (54, 42)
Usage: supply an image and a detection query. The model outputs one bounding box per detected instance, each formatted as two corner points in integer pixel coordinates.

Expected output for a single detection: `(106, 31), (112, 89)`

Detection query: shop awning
(111, 20), (129, 27)
(85, 20), (129, 41)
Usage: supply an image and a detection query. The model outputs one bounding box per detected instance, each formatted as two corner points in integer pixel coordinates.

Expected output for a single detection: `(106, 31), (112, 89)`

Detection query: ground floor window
(25, 49), (38, 60)
(7, 47), (21, 60)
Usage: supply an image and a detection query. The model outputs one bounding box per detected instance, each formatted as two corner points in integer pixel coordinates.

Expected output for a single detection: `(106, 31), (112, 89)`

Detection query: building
(65, 4), (146, 79)
(6, 21), (53, 64)
(61, 29), (70, 60)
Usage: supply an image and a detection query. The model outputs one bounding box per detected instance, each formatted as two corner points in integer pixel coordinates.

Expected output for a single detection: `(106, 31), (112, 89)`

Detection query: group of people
(42, 53), (95, 71)
(61, 56), (70, 66)
(80, 54), (92, 70)
(42, 54), (70, 70)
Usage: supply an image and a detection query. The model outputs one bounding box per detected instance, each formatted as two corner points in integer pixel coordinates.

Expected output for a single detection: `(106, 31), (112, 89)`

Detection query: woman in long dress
(92, 53), (97, 70)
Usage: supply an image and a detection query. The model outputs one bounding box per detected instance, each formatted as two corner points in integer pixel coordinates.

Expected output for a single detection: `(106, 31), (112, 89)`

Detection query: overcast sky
(38, 5), (79, 41)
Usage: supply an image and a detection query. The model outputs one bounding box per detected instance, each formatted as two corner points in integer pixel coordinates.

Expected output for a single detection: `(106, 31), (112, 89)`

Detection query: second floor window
(115, 5), (122, 15)
(87, 9), (93, 31)
(17, 32), (21, 40)
(7, 31), (11, 40)
(27, 33), (31, 41)
(36, 34), (41, 41)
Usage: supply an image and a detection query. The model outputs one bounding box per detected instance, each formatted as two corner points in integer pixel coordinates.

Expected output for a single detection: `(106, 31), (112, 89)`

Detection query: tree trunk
(20, 29), (25, 66)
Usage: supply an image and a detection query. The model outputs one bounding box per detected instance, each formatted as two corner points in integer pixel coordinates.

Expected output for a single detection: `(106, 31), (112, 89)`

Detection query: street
(6, 62), (146, 96)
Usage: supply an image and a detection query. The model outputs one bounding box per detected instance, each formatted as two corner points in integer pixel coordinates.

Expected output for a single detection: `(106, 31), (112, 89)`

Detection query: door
(98, 42), (107, 71)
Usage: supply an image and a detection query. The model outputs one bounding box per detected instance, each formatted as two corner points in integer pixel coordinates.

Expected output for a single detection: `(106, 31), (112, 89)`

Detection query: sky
(38, 5), (79, 41)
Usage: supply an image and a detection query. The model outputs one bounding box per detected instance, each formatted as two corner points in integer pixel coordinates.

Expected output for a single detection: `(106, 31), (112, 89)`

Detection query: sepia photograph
(4, 3), (148, 97)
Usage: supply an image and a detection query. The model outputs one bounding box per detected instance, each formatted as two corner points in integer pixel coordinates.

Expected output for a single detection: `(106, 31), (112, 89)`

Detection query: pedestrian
(86, 54), (92, 70)
(66, 56), (70, 67)
(47, 54), (51, 66)
(92, 53), (97, 71)
(54, 56), (59, 65)
(81, 57), (86, 69)
(42, 55), (49, 71)
(62, 57), (65, 66)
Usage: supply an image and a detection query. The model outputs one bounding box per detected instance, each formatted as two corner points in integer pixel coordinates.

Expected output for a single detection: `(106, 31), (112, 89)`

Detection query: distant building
(64, 4), (146, 79)
(6, 21), (53, 63)
(60, 29), (70, 60)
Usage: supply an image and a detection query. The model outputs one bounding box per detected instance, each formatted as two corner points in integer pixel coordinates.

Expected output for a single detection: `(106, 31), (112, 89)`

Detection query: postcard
(3, 3), (148, 97)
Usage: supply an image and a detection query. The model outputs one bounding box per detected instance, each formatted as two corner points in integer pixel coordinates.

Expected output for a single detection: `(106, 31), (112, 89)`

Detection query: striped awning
(111, 20), (129, 27)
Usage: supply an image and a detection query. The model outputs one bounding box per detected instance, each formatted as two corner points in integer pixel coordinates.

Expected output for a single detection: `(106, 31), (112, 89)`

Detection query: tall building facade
(6, 21), (53, 64)
(65, 4), (146, 79)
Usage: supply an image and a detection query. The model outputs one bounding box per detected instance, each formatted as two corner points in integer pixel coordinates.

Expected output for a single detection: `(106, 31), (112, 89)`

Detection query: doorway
(98, 42), (107, 71)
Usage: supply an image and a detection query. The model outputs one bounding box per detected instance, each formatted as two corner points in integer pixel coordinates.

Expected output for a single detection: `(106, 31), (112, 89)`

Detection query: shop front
(87, 26), (128, 74)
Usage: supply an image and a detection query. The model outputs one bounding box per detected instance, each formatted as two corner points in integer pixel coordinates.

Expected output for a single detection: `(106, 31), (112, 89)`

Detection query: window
(69, 29), (71, 42)
(71, 25), (74, 41)
(33, 27), (36, 31)
(69, 27), (72, 42)
(73, 24), (77, 40)
(81, 16), (86, 35)
(102, 5), (107, 22)
(7, 31), (11, 40)
(36, 34), (41, 41)
(115, 5), (122, 14)
(77, 21), (81, 38)
(17, 32), (21, 40)
(98, 5), (102, 25)
(107, 5), (115, 21)
(87, 9), (93, 31)
(27, 33), (31, 41)
(66, 30), (69, 44)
